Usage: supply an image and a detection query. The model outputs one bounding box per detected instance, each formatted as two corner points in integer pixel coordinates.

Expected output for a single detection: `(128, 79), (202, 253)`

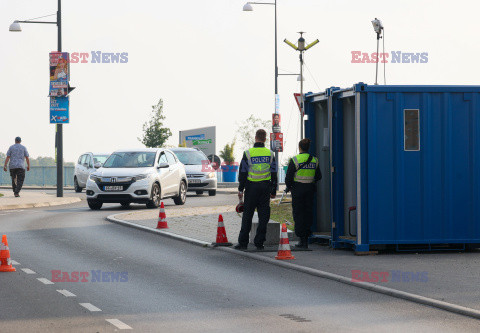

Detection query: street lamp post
(284, 32), (319, 139)
(243, 1), (280, 189)
(10, 0), (64, 197)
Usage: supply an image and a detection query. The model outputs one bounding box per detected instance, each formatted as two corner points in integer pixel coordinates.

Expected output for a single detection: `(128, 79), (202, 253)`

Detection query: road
(1, 192), (480, 332)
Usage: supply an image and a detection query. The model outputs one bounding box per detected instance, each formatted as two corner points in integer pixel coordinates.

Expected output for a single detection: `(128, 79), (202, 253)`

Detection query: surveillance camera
(371, 18), (383, 34)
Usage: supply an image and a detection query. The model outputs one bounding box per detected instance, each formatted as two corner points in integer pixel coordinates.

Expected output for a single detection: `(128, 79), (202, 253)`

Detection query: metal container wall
(304, 83), (480, 252)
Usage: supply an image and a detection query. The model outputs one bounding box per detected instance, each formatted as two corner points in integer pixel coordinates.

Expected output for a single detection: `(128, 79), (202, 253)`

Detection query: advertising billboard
(179, 126), (216, 157)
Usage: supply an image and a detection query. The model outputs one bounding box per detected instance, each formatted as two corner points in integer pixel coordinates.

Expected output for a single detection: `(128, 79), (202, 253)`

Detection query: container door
(314, 100), (331, 234)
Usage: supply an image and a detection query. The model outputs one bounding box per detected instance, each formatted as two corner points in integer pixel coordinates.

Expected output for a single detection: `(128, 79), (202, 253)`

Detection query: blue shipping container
(304, 83), (480, 252)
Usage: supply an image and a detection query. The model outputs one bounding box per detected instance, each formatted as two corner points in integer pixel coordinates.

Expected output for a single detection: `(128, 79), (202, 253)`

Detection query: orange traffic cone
(212, 214), (232, 246)
(275, 223), (295, 260)
(0, 235), (16, 272)
(156, 202), (168, 229)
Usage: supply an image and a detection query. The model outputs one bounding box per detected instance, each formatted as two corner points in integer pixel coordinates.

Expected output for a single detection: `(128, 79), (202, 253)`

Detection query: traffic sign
(294, 93), (303, 115)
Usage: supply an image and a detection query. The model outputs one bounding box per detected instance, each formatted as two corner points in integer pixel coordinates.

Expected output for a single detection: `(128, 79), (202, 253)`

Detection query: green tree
(236, 114), (270, 151)
(138, 98), (172, 148)
(219, 141), (235, 164)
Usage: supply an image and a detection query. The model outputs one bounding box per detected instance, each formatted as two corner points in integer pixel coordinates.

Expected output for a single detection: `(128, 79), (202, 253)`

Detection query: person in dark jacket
(235, 129), (278, 250)
(285, 138), (321, 248)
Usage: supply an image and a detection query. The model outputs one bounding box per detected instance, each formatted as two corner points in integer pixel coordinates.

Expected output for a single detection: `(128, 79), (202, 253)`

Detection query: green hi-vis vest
(292, 153), (318, 183)
(245, 147), (274, 182)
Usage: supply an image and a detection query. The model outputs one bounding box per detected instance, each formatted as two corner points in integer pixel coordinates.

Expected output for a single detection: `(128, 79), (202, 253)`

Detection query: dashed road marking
(79, 303), (102, 312)
(57, 289), (76, 297)
(21, 268), (36, 274)
(106, 319), (132, 330)
(37, 278), (54, 285)
(11, 260), (20, 265)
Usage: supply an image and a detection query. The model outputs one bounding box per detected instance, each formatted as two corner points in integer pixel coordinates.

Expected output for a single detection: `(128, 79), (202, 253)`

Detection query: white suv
(85, 148), (187, 210)
(74, 152), (110, 192)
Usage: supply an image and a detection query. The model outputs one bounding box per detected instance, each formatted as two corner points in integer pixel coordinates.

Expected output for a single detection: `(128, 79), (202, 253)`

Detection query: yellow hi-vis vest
(292, 154), (318, 183)
(245, 147), (274, 182)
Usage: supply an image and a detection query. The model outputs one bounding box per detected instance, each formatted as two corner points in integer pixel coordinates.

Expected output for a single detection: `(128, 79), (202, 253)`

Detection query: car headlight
(132, 174), (148, 182)
(89, 174), (100, 182)
(206, 172), (216, 179)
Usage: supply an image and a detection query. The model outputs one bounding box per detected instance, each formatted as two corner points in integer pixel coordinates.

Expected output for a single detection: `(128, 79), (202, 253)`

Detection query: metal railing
(0, 166), (75, 187)
(0, 166), (286, 187)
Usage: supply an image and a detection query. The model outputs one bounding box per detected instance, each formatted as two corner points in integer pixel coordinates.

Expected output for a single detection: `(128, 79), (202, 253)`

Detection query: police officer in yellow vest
(236, 129), (278, 250)
(285, 138), (321, 248)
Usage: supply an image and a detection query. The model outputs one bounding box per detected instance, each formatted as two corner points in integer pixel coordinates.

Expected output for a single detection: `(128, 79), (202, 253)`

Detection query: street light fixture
(284, 32), (319, 139)
(242, 3), (254, 11)
(9, 21), (22, 32)
(9, 0), (65, 198)
(371, 18), (384, 85)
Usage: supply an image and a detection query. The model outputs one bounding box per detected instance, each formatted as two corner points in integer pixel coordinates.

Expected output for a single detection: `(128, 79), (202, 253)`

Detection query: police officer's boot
(296, 237), (308, 249)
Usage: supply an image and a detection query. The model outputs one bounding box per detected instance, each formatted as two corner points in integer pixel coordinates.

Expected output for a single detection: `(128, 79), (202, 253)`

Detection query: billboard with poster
(49, 52), (69, 97)
(270, 132), (283, 152)
(272, 113), (281, 133)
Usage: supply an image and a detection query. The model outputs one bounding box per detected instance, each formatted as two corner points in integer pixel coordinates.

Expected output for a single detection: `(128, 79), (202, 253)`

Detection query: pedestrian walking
(235, 129), (277, 250)
(3, 137), (30, 197)
(285, 138), (321, 248)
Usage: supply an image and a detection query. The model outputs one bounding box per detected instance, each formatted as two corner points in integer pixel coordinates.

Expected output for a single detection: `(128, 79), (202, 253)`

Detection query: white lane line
(57, 289), (76, 297)
(11, 260), (20, 265)
(106, 319), (132, 330)
(79, 303), (102, 312)
(37, 278), (54, 285)
(21, 268), (36, 274)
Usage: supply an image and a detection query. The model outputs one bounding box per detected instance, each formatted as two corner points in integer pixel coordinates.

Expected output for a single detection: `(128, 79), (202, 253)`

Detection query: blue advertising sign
(185, 134), (205, 141)
(50, 96), (69, 123)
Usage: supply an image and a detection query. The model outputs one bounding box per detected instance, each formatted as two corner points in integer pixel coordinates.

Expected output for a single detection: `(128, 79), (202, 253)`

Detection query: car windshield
(103, 152), (156, 168)
(93, 155), (109, 165)
(174, 151), (208, 165)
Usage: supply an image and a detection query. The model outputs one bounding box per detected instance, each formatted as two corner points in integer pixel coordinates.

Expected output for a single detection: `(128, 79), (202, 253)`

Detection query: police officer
(285, 138), (321, 248)
(235, 129), (277, 250)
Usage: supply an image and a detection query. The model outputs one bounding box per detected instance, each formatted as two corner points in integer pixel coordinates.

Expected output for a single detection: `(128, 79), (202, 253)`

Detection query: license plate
(188, 179), (201, 184)
(103, 186), (123, 191)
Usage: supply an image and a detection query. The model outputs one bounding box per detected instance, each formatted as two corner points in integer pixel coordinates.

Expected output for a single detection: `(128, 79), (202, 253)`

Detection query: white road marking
(57, 289), (76, 297)
(106, 319), (132, 330)
(37, 278), (54, 285)
(11, 260), (20, 265)
(21, 268), (36, 274)
(79, 303), (102, 312)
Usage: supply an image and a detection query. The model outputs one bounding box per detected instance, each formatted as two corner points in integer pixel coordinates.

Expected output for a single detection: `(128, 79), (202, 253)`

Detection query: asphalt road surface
(1, 193), (480, 332)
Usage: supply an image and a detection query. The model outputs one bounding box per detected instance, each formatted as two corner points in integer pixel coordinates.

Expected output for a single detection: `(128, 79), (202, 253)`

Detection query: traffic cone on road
(156, 202), (169, 229)
(275, 223), (295, 260)
(212, 214), (232, 246)
(0, 235), (16, 272)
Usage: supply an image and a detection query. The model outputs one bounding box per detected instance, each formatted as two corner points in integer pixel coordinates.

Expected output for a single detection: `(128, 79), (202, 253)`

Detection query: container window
(404, 109), (420, 151)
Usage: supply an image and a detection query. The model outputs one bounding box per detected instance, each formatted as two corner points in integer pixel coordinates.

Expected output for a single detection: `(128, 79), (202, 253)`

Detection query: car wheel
(146, 183), (161, 209)
(87, 199), (103, 210)
(120, 202), (131, 209)
(208, 190), (216, 196)
(196, 190), (203, 195)
(74, 177), (83, 193)
(173, 181), (187, 205)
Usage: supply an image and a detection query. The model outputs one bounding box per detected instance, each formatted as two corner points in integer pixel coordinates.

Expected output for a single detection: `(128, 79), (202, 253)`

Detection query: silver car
(170, 148), (217, 196)
(74, 152), (110, 192)
(85, 148), (187, 210)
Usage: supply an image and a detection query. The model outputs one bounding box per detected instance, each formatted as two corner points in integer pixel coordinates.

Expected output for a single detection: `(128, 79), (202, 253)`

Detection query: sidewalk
(0, 190), (80, 210)
(110, 207), (480, 315)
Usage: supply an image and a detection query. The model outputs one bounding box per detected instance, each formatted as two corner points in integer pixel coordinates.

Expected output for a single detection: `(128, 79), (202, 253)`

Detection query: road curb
(0, 197), (81, 211)
(106, 214), (212, 247)
(106, 213), (480, 321)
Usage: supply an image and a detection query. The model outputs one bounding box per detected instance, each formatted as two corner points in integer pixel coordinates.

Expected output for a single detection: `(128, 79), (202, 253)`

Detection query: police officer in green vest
(285, 138), (321, 248)
(235, 129), (278, 250)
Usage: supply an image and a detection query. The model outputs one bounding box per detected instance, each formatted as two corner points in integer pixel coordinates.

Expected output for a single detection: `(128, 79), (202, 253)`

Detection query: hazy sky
(2, 0), (479, 164)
